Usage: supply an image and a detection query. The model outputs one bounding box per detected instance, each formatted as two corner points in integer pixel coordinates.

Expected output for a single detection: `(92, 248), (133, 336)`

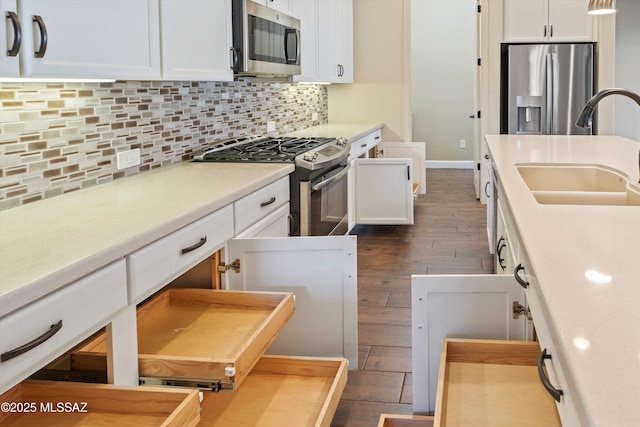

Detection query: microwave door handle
(311, 163), (351, 191)
(284, 28), (299, 64)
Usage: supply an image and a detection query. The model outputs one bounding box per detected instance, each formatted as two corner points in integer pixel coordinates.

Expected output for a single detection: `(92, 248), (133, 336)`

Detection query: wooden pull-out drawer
(0, 380), (200, 426)
(72, 289), (295, 390)
(435, 339), (561, 427)
(378, 414), (434, 427)
(198, 355), (347, 427)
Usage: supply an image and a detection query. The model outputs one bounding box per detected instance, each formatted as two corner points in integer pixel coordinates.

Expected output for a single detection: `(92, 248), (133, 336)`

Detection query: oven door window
(309, 164), (349, 236)
(248, 15), (299, 65)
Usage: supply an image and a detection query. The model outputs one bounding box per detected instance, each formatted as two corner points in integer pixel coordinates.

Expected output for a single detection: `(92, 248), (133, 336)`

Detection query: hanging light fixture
(588, 0), (616, 15)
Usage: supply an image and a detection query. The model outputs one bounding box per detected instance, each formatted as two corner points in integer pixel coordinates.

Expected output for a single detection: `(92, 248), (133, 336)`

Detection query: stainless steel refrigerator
(500, 43), (595, 135)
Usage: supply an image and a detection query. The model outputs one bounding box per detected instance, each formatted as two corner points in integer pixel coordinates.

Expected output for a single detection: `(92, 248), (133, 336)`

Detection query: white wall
(411, 0), (476, 161)
(614, 0), (640, 141)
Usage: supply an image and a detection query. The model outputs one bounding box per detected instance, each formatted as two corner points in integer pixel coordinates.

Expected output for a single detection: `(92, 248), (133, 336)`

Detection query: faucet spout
(575, 88), (640, 128)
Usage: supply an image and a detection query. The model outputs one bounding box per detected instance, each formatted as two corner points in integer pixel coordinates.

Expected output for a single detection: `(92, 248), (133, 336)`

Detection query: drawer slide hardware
(139, 376), (235, 392)
(512, 301), (532, 320)
(217, 258), (241, 273)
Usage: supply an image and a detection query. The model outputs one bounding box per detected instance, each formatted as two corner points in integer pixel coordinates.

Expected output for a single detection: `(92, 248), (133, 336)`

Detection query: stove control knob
(336, 137), (347, 147)
(303, 151), (318, 162)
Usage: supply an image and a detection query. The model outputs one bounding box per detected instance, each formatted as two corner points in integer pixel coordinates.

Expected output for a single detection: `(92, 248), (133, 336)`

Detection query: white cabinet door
(548, 0), (593, 42)
(18, 0), (160, 79)
(354, 158), (414, 225)
(291, 0), (319, 83)
(411, 274), (528, 413)
(317, 0), (352, 83)
(160, 0), (233, 81)
(0, 0), (20, 77)
(226, 235), (358, 368)
(504, 0), (594, 42)
(504, 0), (548, 42)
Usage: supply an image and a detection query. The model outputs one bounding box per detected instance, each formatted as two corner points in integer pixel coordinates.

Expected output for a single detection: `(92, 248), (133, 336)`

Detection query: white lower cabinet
(411, 274), (528, 414)
(347, 130), (423, 230)
(0, 260), (127, 394)
(226, 235), (358, 369)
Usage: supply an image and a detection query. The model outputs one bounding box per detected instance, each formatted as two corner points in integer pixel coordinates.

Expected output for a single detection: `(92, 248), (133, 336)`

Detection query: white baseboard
(424, 160), (474, 169)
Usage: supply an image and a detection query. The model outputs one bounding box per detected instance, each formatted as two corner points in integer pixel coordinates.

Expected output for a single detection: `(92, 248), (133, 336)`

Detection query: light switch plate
(267, 121), (276, 132)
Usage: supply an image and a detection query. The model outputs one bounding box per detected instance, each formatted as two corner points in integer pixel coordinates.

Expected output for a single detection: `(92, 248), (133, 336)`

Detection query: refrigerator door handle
(551, 52), (559, 135)
(545, 53), (553, 135)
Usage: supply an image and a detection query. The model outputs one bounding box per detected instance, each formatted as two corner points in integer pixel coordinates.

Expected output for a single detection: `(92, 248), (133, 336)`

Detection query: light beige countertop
(0, 162), (293, 318)
(486, 134), (640, 427)
(288, 123), (383, 142)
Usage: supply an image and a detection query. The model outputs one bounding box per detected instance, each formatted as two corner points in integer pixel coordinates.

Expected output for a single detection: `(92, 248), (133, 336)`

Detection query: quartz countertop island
(486, 134), (640, 427)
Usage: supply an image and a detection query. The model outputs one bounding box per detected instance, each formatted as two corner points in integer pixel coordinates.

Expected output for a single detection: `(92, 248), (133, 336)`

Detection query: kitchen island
(486, 134), (640, 427)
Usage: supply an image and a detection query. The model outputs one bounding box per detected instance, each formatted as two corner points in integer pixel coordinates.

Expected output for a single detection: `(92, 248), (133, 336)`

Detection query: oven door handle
(311, 163), (351, 191)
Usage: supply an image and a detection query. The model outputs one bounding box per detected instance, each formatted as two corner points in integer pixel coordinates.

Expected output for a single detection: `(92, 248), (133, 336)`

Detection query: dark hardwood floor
(331, 168), (493, 427)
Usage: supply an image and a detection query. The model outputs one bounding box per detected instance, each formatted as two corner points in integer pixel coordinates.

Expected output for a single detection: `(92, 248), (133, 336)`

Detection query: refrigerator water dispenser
(516, 96), (542, 134)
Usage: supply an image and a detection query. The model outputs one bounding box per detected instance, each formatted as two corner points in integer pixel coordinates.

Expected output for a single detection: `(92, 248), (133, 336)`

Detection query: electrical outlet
(459, 139), (466, 149)
(312, 112), (318, 121)
(267, 121), (276, 132)
(117, 148), (141, 170)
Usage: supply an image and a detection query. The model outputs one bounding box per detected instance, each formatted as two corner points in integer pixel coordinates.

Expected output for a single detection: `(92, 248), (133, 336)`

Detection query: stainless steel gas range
(194, 135), (350, 236)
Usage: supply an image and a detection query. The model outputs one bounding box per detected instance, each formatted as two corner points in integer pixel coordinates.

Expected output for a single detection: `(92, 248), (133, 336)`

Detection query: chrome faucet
(575, 88), (640, 183)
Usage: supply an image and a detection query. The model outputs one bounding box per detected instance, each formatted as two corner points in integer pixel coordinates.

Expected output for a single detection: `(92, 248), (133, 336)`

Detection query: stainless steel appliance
(231, 0), (301, 77)
(500, 43), (595, 135)
(194, 136), (350, 236)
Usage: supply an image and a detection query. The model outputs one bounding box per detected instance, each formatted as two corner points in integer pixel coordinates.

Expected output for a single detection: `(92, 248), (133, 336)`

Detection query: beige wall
(328, 0), (411, 142)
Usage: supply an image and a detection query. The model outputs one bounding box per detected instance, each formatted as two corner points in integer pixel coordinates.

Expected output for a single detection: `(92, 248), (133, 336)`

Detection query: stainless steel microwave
(231, 0), (301, 77)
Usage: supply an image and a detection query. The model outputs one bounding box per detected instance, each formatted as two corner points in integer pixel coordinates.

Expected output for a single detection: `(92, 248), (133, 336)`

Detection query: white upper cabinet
(13, 0), (160, 79)
(251, 0), (291, 14)
(318, 0), (353, 82)
(291, 0), (320, 82)
(160, 0), (233, 81)
(293, 0), (353, 83)
(0, 0), (20, 77)
(504, 0), (594, 42)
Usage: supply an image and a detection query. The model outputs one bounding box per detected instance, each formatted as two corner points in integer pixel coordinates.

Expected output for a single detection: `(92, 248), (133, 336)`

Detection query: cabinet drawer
(198, 355), (347, 427)
(0, 380), (199, 426)
(72, 289), (295, 390)
(349, 129), (382, 160)
(128, 205), (234, 304)
(378, 414), (434, 427)
(234, 176), (289, 234)
(0, 261), (127, 394)
(434, 339), (561, 427)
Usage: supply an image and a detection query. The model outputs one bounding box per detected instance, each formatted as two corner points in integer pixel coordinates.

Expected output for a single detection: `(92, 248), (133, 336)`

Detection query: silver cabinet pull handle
(514, 264), (529, 289)
(6, 11), (22, 57)
(260, 196), (276, 207)
(180, 237), (207, 255)
(33, 15), (47, 58)
(538, 349), (564, 402)
(1, 320), (62, 362)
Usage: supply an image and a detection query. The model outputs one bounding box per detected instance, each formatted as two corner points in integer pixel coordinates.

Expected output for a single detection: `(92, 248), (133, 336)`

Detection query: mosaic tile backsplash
(0, 79), (328, 211)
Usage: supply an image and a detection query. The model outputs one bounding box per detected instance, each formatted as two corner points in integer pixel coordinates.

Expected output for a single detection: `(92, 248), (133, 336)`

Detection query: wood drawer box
(0, 260), (127, 394)
(198, 355), (347, 427)
(434, 339), (561, 427)
(378, 414), (434, 427)
(72, 289), (294, 390)
(0, 380), (200, 426)
(234, 176), (290, 235)
(128, 204), (234, 304)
